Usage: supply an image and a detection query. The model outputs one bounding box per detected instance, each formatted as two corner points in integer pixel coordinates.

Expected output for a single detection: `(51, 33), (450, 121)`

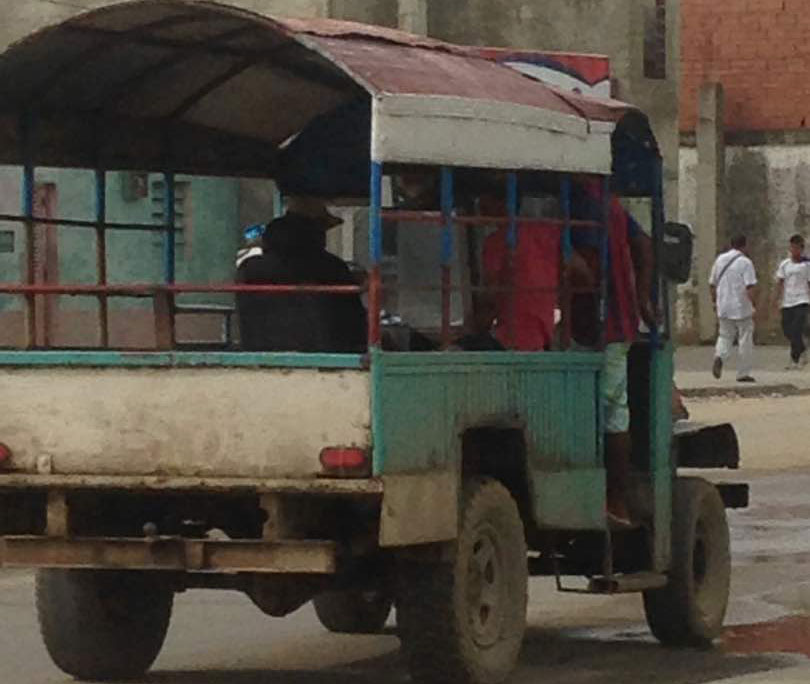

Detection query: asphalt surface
(2, 469), (810, 684)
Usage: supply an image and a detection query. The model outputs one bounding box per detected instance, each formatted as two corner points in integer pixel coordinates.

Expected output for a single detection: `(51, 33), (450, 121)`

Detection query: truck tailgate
(0, 367), (370, 478)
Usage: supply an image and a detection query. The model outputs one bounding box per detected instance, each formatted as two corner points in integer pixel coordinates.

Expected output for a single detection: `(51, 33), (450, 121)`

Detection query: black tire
(643, 477), (730, 647)
(36, 569), (174, 681)
(396, 478), (528, 684)
(313, 589), (392, 634)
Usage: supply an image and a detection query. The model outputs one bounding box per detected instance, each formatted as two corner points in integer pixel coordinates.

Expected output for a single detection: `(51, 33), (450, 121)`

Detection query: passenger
(570, 178), (654, 528)
(236, 196), (367, 353)
(469, 186), (559, 351)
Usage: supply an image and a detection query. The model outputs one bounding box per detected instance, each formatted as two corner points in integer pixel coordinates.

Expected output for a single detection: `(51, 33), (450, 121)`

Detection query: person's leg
(795, 305), (809, 364)
(736, 317), (755, 380)
(602, 343), (632, 524)
(784, 306), (804, 364)
(781, 306), (796, 364)
(713, 317), (734, 378)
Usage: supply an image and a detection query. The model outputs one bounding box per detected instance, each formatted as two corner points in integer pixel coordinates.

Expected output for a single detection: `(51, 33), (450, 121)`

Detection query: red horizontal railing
(0, 283), (364, 296)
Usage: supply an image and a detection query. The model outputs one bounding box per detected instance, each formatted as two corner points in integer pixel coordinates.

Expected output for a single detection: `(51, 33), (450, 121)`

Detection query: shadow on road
(147, 626), (790, 684)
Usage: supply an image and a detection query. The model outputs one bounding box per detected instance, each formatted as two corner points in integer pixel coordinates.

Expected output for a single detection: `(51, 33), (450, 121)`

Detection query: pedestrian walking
(709, 235), (757, 382)
(775, 234), (810, 370)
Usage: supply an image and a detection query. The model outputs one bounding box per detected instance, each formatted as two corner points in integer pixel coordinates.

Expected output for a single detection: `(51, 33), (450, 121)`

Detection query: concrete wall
(679, 142), (810, 343)
(428, 0), (681, 220)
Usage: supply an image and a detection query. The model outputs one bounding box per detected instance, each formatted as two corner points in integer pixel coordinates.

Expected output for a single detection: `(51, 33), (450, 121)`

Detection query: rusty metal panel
(1, 536), (337, 574)
(379, 472), (457, 547)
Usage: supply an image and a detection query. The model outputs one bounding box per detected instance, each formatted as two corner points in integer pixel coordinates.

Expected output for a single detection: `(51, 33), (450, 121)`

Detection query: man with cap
(236, 196), (367, 353)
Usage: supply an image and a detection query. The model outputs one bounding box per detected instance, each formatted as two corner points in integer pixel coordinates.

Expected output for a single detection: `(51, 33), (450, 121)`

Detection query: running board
(588, 572), (668, 594)
(556, 571), (668, 595)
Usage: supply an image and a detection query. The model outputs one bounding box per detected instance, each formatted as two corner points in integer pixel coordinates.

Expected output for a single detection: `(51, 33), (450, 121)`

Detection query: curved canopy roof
(0, 0), (641, 177)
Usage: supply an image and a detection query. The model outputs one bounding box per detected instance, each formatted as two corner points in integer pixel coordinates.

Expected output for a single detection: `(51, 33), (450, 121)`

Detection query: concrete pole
(696, 82), (725, 343)
(398, 0), (428, 35)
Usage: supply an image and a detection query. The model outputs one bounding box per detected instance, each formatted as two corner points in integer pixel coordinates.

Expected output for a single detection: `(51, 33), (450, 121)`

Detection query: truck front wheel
(313, 589), (392, 634)
(643, 477), (730, 647)
(36, 569), (174, 681)
(396, 478), (528, 684)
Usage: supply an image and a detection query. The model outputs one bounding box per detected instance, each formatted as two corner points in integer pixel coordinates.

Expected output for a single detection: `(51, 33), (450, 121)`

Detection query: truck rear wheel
(36, 569), (173, 681)
(643, 477), (730, 647)
(396, 478), (528, 684)
(313, 589), (392, 634)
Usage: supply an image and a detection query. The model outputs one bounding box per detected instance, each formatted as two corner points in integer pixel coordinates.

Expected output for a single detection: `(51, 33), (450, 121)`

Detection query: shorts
(602, 342), (630, 434)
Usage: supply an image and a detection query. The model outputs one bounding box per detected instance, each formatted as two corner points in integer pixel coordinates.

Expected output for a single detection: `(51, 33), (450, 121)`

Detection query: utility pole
(696, 82), (725, 342)
(398, 0), (428, 35)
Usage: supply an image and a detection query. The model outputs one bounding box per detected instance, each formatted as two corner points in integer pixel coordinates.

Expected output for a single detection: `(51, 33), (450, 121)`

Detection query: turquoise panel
(371, 350), (605, 530)
(651, 341), (674, 569)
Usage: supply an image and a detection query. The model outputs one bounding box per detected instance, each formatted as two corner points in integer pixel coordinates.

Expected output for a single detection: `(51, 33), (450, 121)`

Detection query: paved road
(2, 470), (810, 683)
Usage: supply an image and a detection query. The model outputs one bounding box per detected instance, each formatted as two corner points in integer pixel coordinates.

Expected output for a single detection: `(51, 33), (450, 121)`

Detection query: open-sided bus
(0, 3), (746, 683)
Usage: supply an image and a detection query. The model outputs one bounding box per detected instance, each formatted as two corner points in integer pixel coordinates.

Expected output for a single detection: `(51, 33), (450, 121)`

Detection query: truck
(0, 3), (746, 683)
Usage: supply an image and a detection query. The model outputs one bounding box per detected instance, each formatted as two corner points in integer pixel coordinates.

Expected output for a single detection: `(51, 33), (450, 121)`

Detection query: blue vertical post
(506, 172), (519, 348)
(20, 114), (36, 349)
(599, 175), (611, 350)
(368, 162), (383, 347)
(560, 175), (573, 349)
(651, 158), (665, 345)
(95, 168), (109, 347)
(440, 167), (454, 347)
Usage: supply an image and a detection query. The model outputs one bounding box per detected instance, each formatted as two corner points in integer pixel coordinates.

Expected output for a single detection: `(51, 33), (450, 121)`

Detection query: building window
(150, 178), (190, 244)
(0, 230), (14, 253)
(644, 0), (667, 80)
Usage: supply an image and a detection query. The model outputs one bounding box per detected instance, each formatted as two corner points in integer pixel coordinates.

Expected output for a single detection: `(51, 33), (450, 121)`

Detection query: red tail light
(0, 443), (12, 468)
(319, 447), (369, 477)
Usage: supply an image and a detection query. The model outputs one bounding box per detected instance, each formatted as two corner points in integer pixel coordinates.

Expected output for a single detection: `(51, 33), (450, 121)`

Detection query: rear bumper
(0, 473), (384, 496)
(0, 536), (337, 574)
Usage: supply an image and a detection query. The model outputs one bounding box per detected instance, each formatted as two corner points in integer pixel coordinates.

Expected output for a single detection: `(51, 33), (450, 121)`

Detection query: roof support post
(505, 172), (519, 349)
(20, 114), (36, 350)
(560, 175), (573, 350)
(368, 161), (383, 348)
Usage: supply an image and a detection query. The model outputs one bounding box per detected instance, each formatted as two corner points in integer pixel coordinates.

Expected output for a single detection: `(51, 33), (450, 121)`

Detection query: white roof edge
(371, 94), (613, 173)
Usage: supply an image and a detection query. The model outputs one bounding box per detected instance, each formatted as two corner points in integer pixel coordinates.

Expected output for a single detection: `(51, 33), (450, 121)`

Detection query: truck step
(587, 571), (668, 594)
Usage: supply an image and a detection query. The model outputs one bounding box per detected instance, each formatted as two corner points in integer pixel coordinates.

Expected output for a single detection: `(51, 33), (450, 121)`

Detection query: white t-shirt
(776, 258), (810, 308)
(709, 249), (757, 320)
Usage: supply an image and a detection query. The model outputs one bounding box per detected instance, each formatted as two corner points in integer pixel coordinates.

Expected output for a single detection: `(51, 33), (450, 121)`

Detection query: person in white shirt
(709, 235), (757, 382)
(775, 234), (810, 369)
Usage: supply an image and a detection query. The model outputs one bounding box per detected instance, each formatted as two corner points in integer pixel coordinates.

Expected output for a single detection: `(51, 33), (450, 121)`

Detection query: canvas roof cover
(0, 0), (639, 177)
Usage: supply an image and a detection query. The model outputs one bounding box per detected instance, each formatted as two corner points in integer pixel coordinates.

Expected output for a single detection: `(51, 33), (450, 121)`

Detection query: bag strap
(716, 252), (743, 285)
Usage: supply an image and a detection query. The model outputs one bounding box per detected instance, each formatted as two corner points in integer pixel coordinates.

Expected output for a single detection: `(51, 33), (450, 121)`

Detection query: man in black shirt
(236, 197), (367, 353)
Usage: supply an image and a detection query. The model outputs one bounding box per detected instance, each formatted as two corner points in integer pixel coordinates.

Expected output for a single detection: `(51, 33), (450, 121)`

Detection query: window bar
(94, 168), (109, 347)
(560, 175), (573, 350)
(599, 175), (611, 350)
(273, 185), (284, 219)
(506, 172), (519, 349)
(20, 114), (36, 349)
(440, 167), (454, 348)
(155, 170), (177, 350)
(368, 161), (383, 348)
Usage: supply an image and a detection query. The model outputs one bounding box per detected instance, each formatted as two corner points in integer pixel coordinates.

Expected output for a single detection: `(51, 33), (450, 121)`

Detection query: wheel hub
(467, 524), (505, 647)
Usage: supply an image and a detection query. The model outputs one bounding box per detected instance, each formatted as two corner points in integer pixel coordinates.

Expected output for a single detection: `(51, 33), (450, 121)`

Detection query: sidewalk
(719, 663), (810, 684)
(675, 345), (810, 394)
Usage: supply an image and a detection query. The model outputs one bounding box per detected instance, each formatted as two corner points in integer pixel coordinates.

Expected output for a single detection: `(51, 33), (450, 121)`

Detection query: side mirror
(661, 222), (693, 284)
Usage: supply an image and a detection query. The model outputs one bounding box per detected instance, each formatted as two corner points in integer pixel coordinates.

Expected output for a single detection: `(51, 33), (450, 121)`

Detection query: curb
(681, 384), (810, 399)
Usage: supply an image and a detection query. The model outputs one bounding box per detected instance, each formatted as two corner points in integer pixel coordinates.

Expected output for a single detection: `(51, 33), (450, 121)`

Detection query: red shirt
(482, 221), (560, 351)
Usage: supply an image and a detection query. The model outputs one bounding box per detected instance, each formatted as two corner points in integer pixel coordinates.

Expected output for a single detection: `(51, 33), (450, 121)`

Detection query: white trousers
(715, 317), (754, 378)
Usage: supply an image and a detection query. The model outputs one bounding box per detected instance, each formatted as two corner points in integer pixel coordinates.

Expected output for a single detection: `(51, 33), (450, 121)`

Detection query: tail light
(0, 443), (12, 469)
(319, 447), (370, 477)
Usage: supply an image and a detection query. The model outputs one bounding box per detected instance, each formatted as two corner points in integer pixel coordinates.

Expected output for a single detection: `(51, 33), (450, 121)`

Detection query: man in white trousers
(709, 234), (757, 382)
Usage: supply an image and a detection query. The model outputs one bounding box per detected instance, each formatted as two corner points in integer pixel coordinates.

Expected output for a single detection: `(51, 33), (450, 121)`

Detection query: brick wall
(681, 0), (810, 133)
